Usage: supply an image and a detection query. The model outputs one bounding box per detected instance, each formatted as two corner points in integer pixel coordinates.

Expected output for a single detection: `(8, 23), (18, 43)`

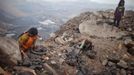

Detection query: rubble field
(0, 10), (134, 75)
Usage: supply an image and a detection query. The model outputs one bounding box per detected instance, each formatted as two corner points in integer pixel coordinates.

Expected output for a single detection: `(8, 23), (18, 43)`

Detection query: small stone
(55, 37), (65, 44)
(59, 58), (64, 64)
(0, 67), (5, 74)
(107, 54), (120, 63)
(102, 59), (108, 66)
(120, 69), (127, 75)
(127, 28), (132, 32)
(50, 33), (56, 38)
(127, 60), (134, 69)
(124, 38), (133, 45)
(108, 61), (116, 67)
(51, 60), (57, 64)
(37, 35), (43, 40)
(43, 56), (49, 61)
(117, 60), (128, 69)
(122, 54), (129, 60)
(125, 43), (134, 55)
(85, 50), (96, 59)
(127, 47), (134, 55)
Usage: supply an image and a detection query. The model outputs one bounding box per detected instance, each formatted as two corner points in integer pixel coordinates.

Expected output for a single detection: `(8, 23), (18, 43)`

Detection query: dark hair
(118, 0), (125, 6)
(28, 27), (38, 36)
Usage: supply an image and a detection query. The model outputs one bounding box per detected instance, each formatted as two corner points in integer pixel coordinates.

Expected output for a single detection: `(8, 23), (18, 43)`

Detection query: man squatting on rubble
(114, 0), (125, 27)
(18, 27), (38, 60)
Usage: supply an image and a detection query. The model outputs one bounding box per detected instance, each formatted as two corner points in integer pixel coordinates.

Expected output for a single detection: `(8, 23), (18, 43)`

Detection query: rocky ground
(0, 10), (134, 75)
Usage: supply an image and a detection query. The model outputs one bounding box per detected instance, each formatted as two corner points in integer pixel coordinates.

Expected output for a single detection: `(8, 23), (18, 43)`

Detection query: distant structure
(114, 0), (125, 27)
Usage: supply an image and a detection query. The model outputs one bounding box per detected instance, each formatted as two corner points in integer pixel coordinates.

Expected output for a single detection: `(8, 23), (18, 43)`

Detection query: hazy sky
(0, 0), (27, 17)
(24, 0), (134, 7)
(90, 0), (134, 5)
(26, 0), (134, 5)
(0, 0), (134, 17)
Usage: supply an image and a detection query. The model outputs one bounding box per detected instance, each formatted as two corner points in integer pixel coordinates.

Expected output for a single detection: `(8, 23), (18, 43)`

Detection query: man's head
(27, 27), (38, 36)
(118, 0), (125, 6)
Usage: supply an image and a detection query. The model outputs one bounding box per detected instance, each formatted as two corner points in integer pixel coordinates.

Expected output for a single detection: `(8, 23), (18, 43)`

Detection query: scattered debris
(1, 10), (134, 75)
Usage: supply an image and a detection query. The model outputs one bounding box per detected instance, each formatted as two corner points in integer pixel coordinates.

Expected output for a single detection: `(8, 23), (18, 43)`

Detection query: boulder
(0, 37), (22, 66)
(79, 20), (126, 38)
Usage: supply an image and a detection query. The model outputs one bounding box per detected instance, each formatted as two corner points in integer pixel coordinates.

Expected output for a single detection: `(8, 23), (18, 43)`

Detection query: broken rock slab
(79, 20), (127, 38)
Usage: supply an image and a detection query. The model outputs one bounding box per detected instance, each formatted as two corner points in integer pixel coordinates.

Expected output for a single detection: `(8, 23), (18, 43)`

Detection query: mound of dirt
(43, 10), (134, 75)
